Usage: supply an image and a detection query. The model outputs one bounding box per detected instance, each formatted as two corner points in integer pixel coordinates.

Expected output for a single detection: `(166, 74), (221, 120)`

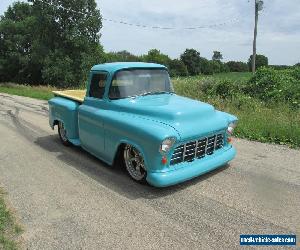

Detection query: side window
(89, 73), (107, 99)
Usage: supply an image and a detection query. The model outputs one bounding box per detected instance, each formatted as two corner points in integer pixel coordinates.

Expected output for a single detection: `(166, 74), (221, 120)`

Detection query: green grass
(173, 72), (252, 84)
(0, 83), (54, 100)
(210, 72), (252, 82)
(0, 190), (21, 250)
(233, 104), (300, 147)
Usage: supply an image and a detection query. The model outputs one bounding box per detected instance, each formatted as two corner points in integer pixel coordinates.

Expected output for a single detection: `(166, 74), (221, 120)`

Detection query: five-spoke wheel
(123, 144), (147, 182)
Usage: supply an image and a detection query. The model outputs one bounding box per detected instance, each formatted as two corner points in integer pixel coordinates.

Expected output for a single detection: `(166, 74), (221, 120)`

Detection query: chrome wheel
(124, 145), (146, 181)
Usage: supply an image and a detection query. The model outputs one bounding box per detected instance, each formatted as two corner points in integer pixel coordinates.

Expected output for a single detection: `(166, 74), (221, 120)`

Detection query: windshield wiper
(140, 91), (173, 96)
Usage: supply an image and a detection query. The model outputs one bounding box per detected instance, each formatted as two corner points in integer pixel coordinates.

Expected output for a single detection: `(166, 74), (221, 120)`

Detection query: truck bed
(53, 90), (86, 103)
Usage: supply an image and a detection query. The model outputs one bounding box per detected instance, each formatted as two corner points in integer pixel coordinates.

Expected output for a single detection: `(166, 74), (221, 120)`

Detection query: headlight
(159, 137), (176, 154)
(227, 122), (237, 135)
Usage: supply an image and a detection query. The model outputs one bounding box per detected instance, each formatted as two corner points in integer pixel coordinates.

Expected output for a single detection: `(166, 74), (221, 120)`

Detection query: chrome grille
(170, 133), (224, 165)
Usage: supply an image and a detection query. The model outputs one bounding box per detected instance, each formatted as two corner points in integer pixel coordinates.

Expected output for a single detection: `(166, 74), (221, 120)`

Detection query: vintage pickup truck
(49, 62), (237, 187)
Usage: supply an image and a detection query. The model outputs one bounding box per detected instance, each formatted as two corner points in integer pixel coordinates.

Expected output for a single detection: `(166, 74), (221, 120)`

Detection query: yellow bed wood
(53, 90), (86, 103)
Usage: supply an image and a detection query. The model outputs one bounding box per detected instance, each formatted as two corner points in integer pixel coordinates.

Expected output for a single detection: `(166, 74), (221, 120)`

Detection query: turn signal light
(161, 156), (168, 165)
(227, 137), (232, 143)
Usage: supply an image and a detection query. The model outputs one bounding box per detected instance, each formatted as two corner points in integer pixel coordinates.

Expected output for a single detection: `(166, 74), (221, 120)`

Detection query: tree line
(0, 1), (298, 87)
(107, 49), (270, 77)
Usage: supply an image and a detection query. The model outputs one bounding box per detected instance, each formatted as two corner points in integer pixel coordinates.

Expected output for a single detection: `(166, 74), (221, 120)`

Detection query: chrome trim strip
(204, 137), (208, 154)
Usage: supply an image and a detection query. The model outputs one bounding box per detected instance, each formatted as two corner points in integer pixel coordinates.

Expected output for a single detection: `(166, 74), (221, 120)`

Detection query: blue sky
(1, 0), (300, 65)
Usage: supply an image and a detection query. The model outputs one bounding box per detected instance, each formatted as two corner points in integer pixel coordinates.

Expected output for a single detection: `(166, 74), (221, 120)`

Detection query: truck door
(78, 71), (108, 159)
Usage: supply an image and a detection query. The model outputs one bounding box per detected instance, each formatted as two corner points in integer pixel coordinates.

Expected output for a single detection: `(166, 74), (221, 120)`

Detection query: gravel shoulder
(0, 93), (299, 249)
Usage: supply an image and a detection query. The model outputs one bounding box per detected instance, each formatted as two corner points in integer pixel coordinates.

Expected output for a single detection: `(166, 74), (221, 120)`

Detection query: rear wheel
(58, 121), (72, 146)
(123, 145), (147, 183)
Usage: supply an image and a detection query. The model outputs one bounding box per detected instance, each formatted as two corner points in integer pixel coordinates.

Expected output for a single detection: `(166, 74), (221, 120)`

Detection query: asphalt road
(0, 93), (299, 250)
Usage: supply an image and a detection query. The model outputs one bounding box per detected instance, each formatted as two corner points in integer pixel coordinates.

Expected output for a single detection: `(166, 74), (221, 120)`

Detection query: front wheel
(58, 121), (72, 146)
(123, 145), (147, 183)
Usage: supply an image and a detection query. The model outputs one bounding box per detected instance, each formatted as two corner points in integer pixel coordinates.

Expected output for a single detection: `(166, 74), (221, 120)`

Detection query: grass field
(0, 83), (54, 100)
(174, 72), (252, 83)
(0, 190), (21, 250)
(173, 73), (300, 148)
(1, 72), (299, 148)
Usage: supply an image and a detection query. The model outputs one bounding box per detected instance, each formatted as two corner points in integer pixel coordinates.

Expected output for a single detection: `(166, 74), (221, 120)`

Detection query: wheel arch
(52, 119), (59, 128)
(112, 140), (149, 170)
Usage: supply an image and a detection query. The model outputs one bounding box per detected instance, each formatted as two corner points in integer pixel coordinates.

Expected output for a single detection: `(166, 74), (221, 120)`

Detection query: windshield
(109, 69), (174, 99)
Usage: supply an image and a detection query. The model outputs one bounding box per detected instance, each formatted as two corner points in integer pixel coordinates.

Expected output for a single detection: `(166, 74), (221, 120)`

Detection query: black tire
(123, 144), (147, 183)
(58, 121), (72, 146)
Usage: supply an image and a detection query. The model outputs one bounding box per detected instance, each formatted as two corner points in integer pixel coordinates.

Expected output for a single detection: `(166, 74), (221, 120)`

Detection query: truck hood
(113, 94), (235, 140)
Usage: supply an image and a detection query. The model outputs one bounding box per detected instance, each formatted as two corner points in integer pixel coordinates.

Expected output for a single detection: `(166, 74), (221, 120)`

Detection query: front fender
(103, 112), (179, 172)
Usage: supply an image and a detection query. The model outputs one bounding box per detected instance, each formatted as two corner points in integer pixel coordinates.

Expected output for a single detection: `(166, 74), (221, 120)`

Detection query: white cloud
(1, 0), (299, 65)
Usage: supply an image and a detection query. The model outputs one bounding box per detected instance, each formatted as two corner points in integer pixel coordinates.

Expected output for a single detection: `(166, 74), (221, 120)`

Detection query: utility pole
(252, 0), (263, 73)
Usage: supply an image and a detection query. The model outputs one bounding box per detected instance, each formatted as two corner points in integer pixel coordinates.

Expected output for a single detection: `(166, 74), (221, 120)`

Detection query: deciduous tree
(142, 49), (171, 67)
(180, 49), (202, 76)
(169, 59), (188, 77)
(212, 51), (223, 61)
(0, 0), (105, 86)
(248, 54), (268, 71)
(226, 61), (248, 72)
(106, 50), (140, 62)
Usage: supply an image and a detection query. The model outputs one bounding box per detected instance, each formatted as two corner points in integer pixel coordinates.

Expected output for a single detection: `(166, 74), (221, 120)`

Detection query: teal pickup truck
(49, 62), (237, 187)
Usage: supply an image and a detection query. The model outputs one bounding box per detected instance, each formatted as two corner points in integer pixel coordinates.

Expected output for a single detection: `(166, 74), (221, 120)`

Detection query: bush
(214, 80), (239, 98)
(245, 67), (300, 107)
(199, 78), (242, 99)
(291, 67), (300, 80)
(269, 65), (292, 70)
(173, 75), (300, 148)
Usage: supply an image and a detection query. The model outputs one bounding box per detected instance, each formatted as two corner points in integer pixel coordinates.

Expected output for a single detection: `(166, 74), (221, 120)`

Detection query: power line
(34, 0), (239, 30)
(102, 17), (238, 30)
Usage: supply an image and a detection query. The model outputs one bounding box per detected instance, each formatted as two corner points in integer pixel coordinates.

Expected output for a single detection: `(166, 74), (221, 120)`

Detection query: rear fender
(48, 97), (80, 140)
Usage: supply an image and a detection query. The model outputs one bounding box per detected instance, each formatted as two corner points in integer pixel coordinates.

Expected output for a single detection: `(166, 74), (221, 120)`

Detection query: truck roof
(53, 62), (167, 103)
(91, 62), (167, 73)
